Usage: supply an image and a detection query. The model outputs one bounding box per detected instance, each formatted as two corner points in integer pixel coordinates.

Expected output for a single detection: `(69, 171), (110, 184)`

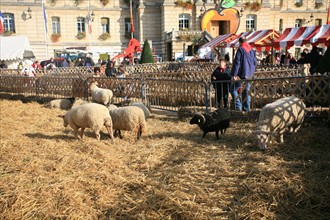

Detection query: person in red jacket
(230, 36), (257, 111)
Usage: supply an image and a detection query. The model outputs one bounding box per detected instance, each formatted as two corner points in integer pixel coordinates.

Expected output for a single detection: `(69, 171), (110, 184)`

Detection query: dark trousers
(214, 81), (230, 108)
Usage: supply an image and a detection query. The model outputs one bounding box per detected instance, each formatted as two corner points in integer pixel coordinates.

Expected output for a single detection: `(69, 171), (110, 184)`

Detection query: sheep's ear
(58, 115), (65, 118)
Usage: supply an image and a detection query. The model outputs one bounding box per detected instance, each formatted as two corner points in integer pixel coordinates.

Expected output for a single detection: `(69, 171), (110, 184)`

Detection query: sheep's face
(190, 115), (200, 125)
(62, 117), (69, 127)
(256, 133), (268, 150)
(190, 114), (204, 125)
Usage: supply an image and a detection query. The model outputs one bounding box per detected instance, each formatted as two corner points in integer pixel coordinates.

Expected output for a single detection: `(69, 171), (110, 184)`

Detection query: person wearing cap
(230, 36), (257, 112)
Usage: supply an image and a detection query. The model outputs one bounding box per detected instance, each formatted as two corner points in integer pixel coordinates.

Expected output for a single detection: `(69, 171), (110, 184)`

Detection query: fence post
(205, 82), (210, 113)
(84, 78), (89, 101)
(141, 79), (146, 105)
(35, 78), (39, 98)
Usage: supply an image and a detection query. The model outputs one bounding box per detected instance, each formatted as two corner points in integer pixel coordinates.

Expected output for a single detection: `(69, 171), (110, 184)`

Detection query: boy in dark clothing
(211, 59), (231, 108)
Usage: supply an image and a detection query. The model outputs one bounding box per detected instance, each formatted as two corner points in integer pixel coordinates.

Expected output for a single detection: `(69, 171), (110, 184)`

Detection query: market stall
(0, 35), (35, 69)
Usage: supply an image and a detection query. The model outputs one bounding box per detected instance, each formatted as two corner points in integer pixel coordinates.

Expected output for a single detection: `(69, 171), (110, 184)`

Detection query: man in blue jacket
(230, 36), (257, 111)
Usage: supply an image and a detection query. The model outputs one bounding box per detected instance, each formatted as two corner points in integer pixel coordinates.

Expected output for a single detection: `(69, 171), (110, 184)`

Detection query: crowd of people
(255, 46), (324, 74)
(0, 55), (131, 79)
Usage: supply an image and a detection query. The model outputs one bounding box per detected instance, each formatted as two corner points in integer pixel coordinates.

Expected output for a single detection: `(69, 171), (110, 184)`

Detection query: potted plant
(295, 2), (303, 7)
(74, 0), (83, 5)
(315, 2), (323, 9)
(50, 0), (57, 5)
(100, 0), (109, 6)
(98, 32), (111, 41)
(51, 33), (61, 42)
(125, 32), (131, 39)
(244, 2), (251, 9)
(250, 1), (261, 11)
(76, 32), (86, 40)
(2, 30), (14, 36)
(175, 0), (193, 10)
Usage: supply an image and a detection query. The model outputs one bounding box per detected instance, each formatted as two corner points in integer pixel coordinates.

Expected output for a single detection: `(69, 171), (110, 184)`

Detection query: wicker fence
(0, 74), (328, 114)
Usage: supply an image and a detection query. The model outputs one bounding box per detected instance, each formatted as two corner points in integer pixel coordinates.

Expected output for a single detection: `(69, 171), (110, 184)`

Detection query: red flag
(327, 6), (330, 24)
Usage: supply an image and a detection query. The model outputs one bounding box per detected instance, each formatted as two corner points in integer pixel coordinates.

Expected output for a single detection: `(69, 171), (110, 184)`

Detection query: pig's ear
(58, 115), (65, 118)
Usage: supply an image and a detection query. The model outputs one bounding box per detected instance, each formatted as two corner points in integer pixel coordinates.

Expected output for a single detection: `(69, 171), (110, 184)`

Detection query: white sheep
(90, 81), (113, 105)
(59, 103), (114, 142)
(72, 98), (90, 108)
(109, 106), (147, 139)
(47, 98), (75, 110)
(255, 96), (305, 150)
(107, 104), (118, 111)
(130, 102), (151, 119)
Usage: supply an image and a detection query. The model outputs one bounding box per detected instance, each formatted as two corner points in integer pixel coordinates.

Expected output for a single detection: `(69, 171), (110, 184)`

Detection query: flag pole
(88, 0), (92, 50)
(42, 0), (49, 58)
(130, 0), (134, 39)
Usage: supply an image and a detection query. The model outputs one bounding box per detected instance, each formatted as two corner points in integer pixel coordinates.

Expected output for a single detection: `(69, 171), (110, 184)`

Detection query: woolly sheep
(90, 81), (113, 105)
(190, 108), (230, 140)
(72, 98), (90, 108)
(109, 106), (147, 139)
(130, 102), (151, 119)
(107, 104), (118, 111)
(118, 100), (151, 120)
(47, 98), (75, 110)
(255, 96), (305, 150)
(59, 103), (114, 142)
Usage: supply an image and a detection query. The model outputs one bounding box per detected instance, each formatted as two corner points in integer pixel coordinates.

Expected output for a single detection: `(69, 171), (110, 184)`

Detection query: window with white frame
(295, 19), (303, 27)
(179, 14), (190, 30)
(77, 17), (86, 33)
(52, 17), (60, 34)
(101, 17), (110, 33)
(246, 14), (256, 31)
(3, 13), (15, 32)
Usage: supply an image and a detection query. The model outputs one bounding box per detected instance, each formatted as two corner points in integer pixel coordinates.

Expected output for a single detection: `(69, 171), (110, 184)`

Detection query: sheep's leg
(72, 125), (80, 140)
(202, 132), (207, 138)
(94, 130), (101, 141)
(137, 126), (142, 140)
(215, 130), (220, 140)
(118, 130), (123, 139)
(80, 127), (85, 139)
(106, 126), (114, 143)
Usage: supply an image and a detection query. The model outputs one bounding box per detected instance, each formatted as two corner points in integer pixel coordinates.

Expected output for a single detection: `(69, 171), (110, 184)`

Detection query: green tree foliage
(140, 39), (154, 64)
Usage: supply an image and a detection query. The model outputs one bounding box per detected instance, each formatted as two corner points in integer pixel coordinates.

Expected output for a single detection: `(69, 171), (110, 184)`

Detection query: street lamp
(87, 11), (95, 22)
(22, 7), (32, 21)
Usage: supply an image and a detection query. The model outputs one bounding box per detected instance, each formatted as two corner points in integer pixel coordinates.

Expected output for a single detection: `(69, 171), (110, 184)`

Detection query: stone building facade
(0, 0), (328, 61)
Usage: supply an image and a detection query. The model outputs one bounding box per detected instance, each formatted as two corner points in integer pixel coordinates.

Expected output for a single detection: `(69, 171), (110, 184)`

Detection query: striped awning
(201, 33), (237, 48)
(273, 25), (330, 49)
(226, 29), (280, 48)
(309, 24), (330, 45)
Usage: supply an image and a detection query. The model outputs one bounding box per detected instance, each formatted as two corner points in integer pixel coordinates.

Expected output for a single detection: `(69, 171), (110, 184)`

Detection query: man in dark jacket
(230, 36), (257, 111)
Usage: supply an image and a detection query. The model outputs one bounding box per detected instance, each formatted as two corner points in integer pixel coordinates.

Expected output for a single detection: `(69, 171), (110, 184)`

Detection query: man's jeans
(230, 81), (251, 111)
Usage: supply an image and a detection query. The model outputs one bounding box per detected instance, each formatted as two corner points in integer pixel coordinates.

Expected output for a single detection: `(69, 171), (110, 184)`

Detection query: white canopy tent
(0, 36), (35, 68)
